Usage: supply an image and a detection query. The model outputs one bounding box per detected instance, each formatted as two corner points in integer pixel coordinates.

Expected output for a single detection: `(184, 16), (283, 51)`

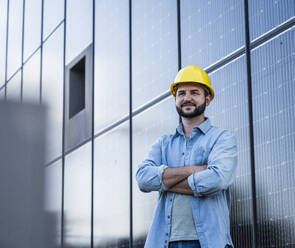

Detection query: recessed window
(65, 44), (92, 151)
(69, 56), (85, 118)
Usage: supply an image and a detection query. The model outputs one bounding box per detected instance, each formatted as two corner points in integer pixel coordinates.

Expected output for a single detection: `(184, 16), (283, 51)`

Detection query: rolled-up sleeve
(136, 137), (168, 193)
(188, 130), (238, 197)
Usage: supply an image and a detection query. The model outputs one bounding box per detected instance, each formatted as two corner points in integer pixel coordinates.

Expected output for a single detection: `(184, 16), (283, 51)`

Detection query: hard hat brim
(170, 81), (215, 100)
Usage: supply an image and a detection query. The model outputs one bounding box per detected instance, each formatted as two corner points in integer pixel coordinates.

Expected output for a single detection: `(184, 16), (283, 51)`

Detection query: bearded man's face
(175, 83), (208, 118)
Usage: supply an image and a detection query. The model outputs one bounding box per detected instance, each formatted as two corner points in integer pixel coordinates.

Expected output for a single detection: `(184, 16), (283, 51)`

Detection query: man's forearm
(168, 179), (193, 195)
(162, 165), (206, 189)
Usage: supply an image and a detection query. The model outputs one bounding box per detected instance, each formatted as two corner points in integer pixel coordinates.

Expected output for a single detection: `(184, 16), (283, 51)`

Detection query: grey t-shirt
(170, 135), (198, 242)
(170, 194), (198, 241)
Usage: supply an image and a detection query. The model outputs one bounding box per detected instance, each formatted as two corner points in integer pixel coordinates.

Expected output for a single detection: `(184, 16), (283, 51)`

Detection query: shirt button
(182, 152), (184, 155)
(166, 233), (169, 236)
(170, 198), (172, 202)
(165, 240), (168, 243)
(168, 215), (170, 219)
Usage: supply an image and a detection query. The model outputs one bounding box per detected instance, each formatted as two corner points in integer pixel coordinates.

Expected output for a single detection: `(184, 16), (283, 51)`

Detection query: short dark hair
(202, 85), (210, 97)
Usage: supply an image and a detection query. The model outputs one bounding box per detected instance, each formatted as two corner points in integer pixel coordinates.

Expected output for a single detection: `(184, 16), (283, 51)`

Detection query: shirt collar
(176, 123), (185, 136)
(175, 117), (212, 136)
(194, 117), (212, 134)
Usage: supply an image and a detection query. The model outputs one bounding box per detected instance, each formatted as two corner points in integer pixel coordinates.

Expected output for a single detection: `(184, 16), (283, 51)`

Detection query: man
(136, 65), (238, 248)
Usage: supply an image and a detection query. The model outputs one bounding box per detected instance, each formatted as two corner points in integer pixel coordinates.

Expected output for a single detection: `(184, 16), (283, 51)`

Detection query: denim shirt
(136, 119), (238, 248)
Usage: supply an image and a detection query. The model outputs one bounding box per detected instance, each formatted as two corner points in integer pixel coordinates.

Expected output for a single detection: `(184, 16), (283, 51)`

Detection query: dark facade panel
(0, 101), (54, 248)
(69, 56), (86, 118)
(251, 28), (295, 247)
(132, 0), (178, 109)
(181, 0), (245, 69)
(207, 56), (253, 247)
(94, 0), (129, 132)
(64, 141), (92, 247)
(249, 0), (295, 40)
(42, 25), (64, 164)
(132, 97), (178, 247)
(93, 122), (130, 248)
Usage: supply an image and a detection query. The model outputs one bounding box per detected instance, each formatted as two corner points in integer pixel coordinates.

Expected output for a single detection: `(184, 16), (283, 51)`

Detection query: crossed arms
(136, 131), (238, 196)
(162, 165), (207, 195)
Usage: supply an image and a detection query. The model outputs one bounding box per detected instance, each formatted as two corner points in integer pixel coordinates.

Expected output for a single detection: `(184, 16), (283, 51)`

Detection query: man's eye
(178, 92), (185, 96)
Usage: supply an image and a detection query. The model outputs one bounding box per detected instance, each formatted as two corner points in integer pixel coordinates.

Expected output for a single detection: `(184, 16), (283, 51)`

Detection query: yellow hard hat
(170, 65), (215, 100)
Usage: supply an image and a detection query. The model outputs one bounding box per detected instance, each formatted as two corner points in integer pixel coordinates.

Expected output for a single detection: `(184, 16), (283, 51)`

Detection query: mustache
(181, 101), (196, 107)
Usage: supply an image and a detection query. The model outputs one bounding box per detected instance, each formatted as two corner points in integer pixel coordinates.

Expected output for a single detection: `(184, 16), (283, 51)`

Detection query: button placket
(184, 135), (190, 166)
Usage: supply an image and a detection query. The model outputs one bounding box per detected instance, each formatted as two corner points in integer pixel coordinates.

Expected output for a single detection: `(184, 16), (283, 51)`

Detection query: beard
(176, 99), (206, 118)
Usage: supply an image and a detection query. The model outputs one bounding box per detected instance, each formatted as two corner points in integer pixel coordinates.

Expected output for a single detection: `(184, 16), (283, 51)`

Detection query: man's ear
(205, 95), (212, 106)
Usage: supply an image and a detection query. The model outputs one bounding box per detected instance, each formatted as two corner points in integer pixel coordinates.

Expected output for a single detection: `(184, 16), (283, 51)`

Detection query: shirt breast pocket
(191, 147), (207, 165)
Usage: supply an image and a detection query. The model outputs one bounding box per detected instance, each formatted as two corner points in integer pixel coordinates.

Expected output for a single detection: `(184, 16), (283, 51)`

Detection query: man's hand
(162, 165), (207, 189)
(190, 165), (207, 174)
(168, 179), (194, 195)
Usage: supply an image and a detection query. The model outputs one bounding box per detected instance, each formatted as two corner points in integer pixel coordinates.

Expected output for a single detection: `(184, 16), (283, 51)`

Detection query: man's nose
(184, 93), (192, 101)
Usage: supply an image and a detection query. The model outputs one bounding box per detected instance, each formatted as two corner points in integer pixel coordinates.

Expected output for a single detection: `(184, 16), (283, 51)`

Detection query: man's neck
(181, 115), (206, 137)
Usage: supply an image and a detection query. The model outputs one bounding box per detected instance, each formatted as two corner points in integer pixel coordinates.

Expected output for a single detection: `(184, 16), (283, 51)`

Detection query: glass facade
(23, 49), (40, 103)
(0, 88), (4, 100)
(251, 28), (295, 247)
(7, 0), (23, 79)
(6, 71), (21, 102)
(66, 0), (92, 64)
(207, 56), (253, 247)
(64, 142), (92, 247)
(43, 0), (64, 39)
(94, 0), (129, 132)
(132, 0), (178, 109)
(0, 0), (7, 88)
(23, 0), (42, 60)
(42, 25), (64, 164)
(1, 0), (294, 247)
(249, 0), (295, 40)
(94, 122), (130, 247)
(44, 160), (62, 247)
(181, 0), (245, 68)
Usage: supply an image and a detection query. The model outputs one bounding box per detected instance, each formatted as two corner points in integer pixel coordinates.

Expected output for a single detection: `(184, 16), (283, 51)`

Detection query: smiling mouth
(182, 104), (195, 107)
(181, 101), (196, 107)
